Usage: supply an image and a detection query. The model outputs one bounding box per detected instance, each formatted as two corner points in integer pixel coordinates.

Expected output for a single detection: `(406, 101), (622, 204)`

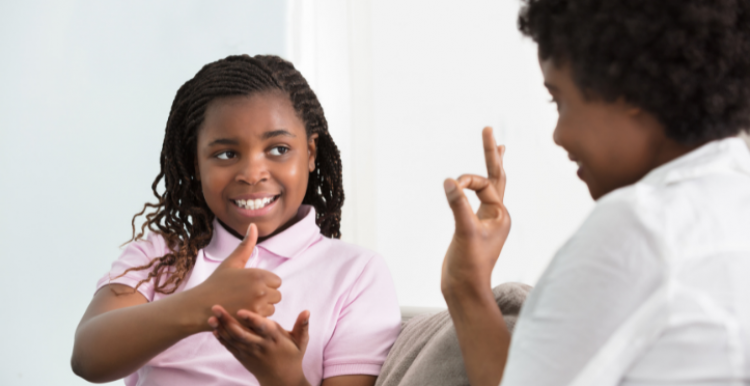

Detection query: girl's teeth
(235, 197), (275, 210)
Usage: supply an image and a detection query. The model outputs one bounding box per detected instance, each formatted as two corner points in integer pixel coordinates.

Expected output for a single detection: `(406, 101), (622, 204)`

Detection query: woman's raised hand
(441, 127), (510, 297)
(191, 224), (283, 330)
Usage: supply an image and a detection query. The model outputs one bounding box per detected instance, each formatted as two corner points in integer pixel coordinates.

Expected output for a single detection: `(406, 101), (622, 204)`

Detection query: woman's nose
(552, 125), (562, 147)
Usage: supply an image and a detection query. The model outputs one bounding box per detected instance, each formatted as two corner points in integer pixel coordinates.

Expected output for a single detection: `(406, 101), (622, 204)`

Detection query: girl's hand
(209, 305), (311, 386)
(441, 127), (510, 298)
(190, 224), (283, 331)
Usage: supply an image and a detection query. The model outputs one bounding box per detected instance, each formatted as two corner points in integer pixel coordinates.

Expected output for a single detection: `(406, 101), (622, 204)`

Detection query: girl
(71, 54), (401, 386)
(440, 0), (750, 385)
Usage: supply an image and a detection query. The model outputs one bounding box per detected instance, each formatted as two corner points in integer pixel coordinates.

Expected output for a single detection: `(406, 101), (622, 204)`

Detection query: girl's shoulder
(95, 231), (174, 301)
(314, 237), (382, 263)
(124, 231), (173, 262)
(308, 237), (394, 280)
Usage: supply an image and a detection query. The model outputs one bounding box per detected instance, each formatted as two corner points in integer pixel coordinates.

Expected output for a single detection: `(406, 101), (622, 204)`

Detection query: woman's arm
(71, 224), (282, 383)
(441, 127), (512, 386)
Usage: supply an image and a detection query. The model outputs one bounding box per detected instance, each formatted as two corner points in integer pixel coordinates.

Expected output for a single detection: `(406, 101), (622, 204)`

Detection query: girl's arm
(441, 127), (512, 386)
(72, 283), (204, 382)
(72, 224), (282, 383)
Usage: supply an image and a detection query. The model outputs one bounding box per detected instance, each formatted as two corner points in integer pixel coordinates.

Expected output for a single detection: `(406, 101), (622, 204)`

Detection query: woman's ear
(308, 133), (319, 172)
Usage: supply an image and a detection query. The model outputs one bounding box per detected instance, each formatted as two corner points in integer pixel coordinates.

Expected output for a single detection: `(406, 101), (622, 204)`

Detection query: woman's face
(195, 91), (317, 238)
(540, 58), (694, 200)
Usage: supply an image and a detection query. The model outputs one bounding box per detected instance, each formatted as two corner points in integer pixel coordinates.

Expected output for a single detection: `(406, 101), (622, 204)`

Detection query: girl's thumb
(219, 223), (258, 269)
(291, 310), (310, 352)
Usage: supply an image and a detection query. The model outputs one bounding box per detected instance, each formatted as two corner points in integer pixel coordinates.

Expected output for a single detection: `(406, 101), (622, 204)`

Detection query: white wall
(0, 1), (286, 385)
(291, 1), (595, 308)
(2, 0), (659, 384)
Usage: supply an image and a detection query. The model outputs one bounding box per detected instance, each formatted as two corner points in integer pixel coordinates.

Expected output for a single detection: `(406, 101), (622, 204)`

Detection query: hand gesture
(441, 127), (510, 296)
(191, 224), (282, 329)
(209, 305), (311, 386)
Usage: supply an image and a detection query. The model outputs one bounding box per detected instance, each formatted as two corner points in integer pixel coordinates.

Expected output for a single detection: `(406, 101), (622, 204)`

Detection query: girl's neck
(216, 209), (305, 243)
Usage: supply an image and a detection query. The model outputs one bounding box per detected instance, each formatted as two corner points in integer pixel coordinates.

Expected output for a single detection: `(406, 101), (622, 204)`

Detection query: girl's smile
(195, 91), (318, 239)
(231, 193), (281, 216)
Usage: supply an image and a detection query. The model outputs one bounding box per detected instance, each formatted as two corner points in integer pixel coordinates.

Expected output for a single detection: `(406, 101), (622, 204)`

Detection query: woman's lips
(568, 154), (584, 180)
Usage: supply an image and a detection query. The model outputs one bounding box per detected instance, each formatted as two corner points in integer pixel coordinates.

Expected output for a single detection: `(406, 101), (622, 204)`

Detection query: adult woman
(441, 1), (750, 385)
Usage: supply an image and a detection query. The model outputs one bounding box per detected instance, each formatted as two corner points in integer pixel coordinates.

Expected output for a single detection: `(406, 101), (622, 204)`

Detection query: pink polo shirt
(96, 205), (401, 386)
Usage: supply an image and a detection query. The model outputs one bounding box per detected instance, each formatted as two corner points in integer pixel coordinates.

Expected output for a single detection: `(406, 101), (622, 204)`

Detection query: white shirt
(502, 138), (750, 386)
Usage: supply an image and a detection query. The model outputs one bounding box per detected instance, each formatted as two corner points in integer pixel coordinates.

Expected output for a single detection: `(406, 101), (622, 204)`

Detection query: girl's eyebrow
(262, 129), (296, 139)
(207, 138), (240, 146)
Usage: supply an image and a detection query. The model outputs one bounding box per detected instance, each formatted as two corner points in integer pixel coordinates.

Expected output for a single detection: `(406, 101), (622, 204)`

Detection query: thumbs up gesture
(190, 224), (282, 329)
(441, 127), (511, 297)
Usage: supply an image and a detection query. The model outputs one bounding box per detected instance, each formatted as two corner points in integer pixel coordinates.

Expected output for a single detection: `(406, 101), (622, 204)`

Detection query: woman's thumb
(444, 179), (475, 234)
(291, 310), (310, 353)
(219, 223), (258, 269)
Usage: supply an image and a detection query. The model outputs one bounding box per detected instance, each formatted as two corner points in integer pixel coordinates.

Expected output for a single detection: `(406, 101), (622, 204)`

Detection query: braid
(253, 55), (344, 237)
(121, 55), (344, 294)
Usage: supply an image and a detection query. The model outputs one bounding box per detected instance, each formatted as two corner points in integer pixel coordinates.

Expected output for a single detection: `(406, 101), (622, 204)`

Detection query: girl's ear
(308, 133), (319, 172)
(194, 157), (201, 181)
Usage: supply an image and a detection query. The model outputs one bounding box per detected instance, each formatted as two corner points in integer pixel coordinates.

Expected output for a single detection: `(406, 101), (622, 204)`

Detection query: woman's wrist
(441, 271), (492, 304)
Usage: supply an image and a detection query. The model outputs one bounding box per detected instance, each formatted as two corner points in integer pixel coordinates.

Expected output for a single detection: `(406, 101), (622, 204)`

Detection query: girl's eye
(269, 146), (289, 156)
(216, 151), (236, 160)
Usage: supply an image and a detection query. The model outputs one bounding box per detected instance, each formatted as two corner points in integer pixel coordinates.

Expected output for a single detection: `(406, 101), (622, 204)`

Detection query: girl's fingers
(216, 334), (246, 358)
(266, 288), (282, 305)
(236, 309), (274, 339)
(290, 310), (311, 353)
(212, 305), (265, 345)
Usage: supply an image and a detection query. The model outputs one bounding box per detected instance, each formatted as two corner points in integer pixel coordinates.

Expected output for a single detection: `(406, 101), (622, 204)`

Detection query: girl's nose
(236, 157), (268, 185)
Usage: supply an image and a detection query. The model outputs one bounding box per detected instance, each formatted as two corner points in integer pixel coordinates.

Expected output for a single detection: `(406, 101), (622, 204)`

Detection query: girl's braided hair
(123, 54), (344, 294)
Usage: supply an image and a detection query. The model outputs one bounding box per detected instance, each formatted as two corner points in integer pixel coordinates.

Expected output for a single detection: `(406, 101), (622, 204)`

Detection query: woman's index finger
(482, 127), (503, 183)
(495, 144), (507, 202)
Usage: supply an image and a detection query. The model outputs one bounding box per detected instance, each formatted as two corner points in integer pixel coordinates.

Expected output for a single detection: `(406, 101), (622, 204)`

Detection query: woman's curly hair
(519, 0), (750, 144)
(121, 54), (344, 294)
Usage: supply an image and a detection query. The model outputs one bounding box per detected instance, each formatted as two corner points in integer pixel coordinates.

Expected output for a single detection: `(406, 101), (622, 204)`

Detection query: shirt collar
(203, 205), (323, 262)
(640, 137), (750, 187)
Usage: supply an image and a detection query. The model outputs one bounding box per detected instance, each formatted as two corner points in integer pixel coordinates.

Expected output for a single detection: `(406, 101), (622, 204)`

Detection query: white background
(3, 1), (748, 385)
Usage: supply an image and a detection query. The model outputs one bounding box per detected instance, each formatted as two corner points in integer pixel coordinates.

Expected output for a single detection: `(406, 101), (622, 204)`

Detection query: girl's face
(195, 92), (317, 238)
(540, 58), (696, 200)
